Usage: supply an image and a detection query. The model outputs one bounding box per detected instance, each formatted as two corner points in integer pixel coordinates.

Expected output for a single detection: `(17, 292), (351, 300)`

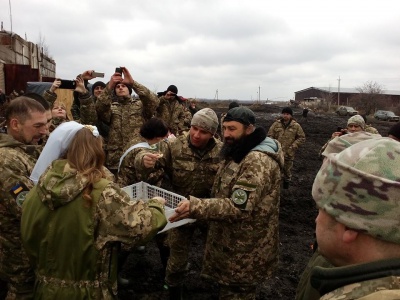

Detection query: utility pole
(337, 76), (341, 106)
(258, 86), (261, 102)
(214, 89), (218, 101)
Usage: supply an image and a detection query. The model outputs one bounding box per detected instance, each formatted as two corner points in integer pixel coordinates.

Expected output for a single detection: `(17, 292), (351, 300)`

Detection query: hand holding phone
(115, 67), (123, 74)
(59, 79), (76, 89)
(92, 71), (105, 78)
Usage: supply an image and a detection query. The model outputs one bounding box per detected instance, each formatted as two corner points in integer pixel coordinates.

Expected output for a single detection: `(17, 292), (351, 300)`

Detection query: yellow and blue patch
(9, 182), (30, 207)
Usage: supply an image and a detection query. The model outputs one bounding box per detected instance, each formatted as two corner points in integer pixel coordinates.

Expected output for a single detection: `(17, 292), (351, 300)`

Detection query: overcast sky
(2, 0), (400, 101)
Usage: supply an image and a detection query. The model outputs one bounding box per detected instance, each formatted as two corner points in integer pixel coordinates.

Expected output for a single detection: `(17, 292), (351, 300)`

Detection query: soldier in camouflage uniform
(136, 108), (222, 299)
(72, 71), (110, 140)
(319, 114), (367, 158)
(309, 137), (400, 299)
(21, 123), (167, 299)
(267, 107), (305, 188)
(117, 118), (169, 187)
(170, 107), (284, 300)
(296, 131), (381, 300)
(0, 97), (48, 299)
(155, 85), (187, 135)
(95, 67), (159, 173)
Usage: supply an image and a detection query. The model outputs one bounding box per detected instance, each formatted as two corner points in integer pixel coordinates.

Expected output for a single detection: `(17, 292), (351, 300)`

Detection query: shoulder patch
(231, 189), (248, 206)
(9, 182), (30, 207)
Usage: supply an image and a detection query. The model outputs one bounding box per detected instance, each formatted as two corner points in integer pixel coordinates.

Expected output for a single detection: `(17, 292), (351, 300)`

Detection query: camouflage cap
(347, 114), (365, 129)
(191, 108), (219, 134)
(313, 137), (400, 244)
(322, 131), (381, 157)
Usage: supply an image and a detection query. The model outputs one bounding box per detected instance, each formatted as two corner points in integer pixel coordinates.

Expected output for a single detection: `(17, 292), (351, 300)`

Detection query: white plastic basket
(121, 182), (196, 233)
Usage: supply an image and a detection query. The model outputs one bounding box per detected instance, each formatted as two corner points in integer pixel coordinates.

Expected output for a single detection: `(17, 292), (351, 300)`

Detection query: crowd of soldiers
(1, 66), (400, 300)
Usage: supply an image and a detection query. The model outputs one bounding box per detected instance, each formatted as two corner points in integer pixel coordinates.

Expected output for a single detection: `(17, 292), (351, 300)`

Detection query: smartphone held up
(92, 71), (105, 78)
(59, 79), (76, 89)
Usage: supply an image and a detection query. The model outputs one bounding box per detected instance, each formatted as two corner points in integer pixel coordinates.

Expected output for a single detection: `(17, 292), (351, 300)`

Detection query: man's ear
(9, 118), (20, 131)
(245, 124), (254, 135)
(342, 227), (359, 243)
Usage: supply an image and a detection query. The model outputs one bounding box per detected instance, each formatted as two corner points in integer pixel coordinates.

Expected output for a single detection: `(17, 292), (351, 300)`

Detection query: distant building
(295, 87), (400, 107)
(0, 29), (56, 95)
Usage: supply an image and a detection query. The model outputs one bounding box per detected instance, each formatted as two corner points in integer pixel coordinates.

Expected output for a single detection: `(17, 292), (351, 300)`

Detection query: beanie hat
(388, 122), (400, 140)
(312, 137), (400, 244)
(321, 131), (381, 157)
(114, 83), (132, 95)
(282, 107), (293, 116)
(347, 114), (365, 129)
(91, 81), (106, 95)
(167, 85), (178, 95)
(224, 107), (256, 125)
(191, 108), (218, 135)
(228, 101), (240, 110)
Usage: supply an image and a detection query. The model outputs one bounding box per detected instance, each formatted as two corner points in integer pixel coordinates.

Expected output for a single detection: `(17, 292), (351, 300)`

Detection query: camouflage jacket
(311, 258), (400, 300)
(267, 118), (305, 158)
(183, 107), (193, 129)
(78, 91), (98, 125)
(78, 92), (110, 140)
(0, 133), (41, 289)
(135, 132), (222, 198)
(117, 142), (156, 187)
(21, 159), (166, 299)
(188, 134), (284, 285)
(95, 82), (159, 170)
(43, 89), (57, 106)
(156, 97), (187, 135)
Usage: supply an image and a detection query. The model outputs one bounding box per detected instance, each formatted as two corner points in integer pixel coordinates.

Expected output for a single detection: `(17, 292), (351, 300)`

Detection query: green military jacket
(267, 118), (305, 158)
(156, 97), (187, 135)
(21, 159), (167, 299)
(188, 136), (284, 286)
(0, 133), (41, 292)
(135, 132), (222, 198)
(311, 258), (400, 300)
(95, 81), (159, 170)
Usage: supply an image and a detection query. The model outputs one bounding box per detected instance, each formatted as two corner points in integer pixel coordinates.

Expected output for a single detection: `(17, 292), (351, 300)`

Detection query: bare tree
(37, 32), (50, 57)
(351, 81), (386, 115)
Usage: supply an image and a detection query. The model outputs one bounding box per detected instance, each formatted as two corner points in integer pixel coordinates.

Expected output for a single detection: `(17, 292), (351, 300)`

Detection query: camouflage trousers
(165, 222), (207, 287)
(283, 156), (294, 181)
(219, 284), (257, 300)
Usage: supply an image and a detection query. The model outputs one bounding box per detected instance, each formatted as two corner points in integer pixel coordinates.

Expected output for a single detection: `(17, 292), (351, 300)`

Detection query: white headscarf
(30, 121), (85, 185)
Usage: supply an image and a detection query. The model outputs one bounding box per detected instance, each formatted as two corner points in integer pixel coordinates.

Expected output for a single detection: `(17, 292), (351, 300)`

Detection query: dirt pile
(118, 106), (395, 300)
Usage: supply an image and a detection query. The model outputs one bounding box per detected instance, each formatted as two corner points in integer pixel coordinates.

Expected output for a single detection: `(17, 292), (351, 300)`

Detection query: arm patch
(9, 182), (30, 207)
(231, 189), (249, 209)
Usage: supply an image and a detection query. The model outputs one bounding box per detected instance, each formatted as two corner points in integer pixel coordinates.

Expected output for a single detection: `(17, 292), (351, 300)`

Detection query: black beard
(219, 127), (267, 163)
(220, 136), (245, 160)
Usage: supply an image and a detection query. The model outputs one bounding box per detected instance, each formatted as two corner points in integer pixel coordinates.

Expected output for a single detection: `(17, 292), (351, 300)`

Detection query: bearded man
(169, 106), (284, 300)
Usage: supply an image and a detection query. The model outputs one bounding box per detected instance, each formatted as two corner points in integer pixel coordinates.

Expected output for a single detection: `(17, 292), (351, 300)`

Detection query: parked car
(336, 106), (358, 116)
(374, 110), (400, 122)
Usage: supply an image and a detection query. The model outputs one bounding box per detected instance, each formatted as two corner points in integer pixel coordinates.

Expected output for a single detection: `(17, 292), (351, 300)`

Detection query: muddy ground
(118, 105), (394, 300)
